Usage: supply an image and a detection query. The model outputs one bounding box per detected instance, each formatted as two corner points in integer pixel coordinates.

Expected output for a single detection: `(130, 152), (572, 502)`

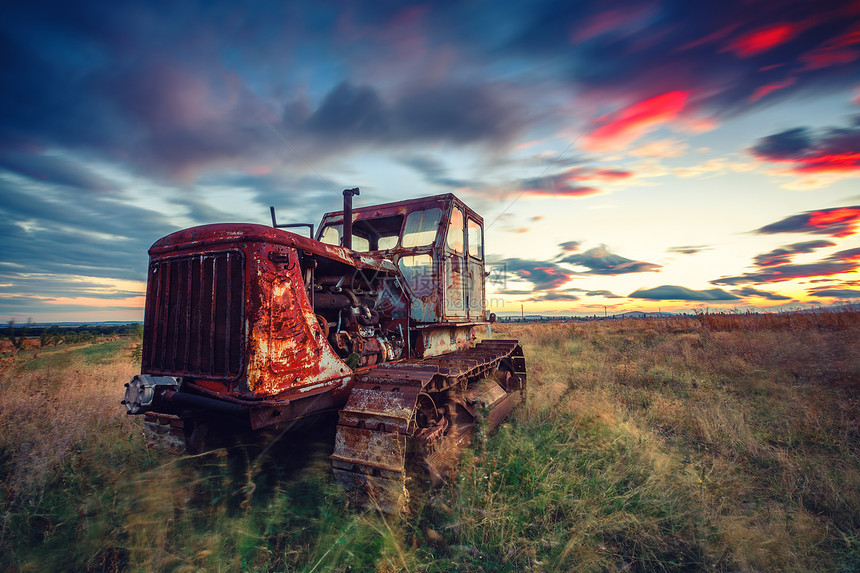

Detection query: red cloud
(790, 152), (860, 173)
(808, 208), (860, 236)
(725, 23), (803, 57)
(756, 206), (860, 238)
(751, 121), (860, 174)
(799, 23), (860, 70)
(750, 77), (796, 102)
(590, 168), (633, 180)
(583, 91), (689, 151)
(517, 166), (632, 197)
(712, 261), (859, 285)
(520, 185), (601, 198)
(562, 167), (632, 182)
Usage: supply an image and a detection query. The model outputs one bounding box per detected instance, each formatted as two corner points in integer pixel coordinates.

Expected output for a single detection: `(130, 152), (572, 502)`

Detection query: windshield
(319, 208), (441, 251)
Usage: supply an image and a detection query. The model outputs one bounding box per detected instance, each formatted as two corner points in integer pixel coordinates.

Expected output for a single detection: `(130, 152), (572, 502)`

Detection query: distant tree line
(5, 321), (143, 351)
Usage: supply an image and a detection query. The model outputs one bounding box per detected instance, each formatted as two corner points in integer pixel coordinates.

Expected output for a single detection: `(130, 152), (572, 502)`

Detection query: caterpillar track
(331, 339), (527, 513)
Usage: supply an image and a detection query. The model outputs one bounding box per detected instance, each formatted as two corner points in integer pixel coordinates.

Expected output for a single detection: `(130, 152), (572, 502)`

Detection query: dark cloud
(668, 245), (710, 255)
(733, 287), (792, 301)
(3, 0), (860, 186)
(493, 289), (534, 296)
(1, 3), (530, 184)
(752, 240), (836, 267)
(397, 155), (475, 190)
(0, 180), (176, 282)
(529, 291), (581, 302)
(754, 206), (860, 238)
(750, 127), (812, 159)
(559, 241), (582, 252)
(749, 117), (860, 173)
(560, 245), (662, 275)
(298, 81), (526, 150)
(495, 0), (860, 117)
(711, 261), (858, 286)
(807, 288), (860, 298)
(832, 246), (860, 261)
(514, 166), (632, 198)
(0, 273), (141, 300)
(583, 289), (624, 299)
(503, 258), (576, 290)
(629, 285), (740, 301)
(0, 152), (116, 193)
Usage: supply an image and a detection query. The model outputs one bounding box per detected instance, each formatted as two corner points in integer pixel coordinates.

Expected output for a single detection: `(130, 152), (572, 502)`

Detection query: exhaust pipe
(342, 187), (360, 249)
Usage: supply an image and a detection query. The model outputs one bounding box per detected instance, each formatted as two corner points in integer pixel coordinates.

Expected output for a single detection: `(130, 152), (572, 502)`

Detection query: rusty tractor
(123, 190), (526, 511)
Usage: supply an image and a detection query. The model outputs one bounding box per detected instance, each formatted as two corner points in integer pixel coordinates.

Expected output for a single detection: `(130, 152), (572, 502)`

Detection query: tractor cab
(316, 194), (487, 324)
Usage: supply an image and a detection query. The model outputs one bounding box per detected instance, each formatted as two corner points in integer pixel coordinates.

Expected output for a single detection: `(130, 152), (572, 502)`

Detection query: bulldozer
(123, 189), (526, 511)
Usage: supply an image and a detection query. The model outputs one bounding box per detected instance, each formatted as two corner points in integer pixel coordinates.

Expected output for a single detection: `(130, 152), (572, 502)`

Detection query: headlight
(123, 375), (180, 414)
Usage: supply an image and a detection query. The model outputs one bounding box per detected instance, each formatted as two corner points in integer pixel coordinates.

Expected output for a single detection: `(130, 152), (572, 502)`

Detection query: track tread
(332, 339), (526, 512)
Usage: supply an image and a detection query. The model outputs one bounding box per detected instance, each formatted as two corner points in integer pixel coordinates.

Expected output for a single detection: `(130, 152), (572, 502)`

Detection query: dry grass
(469, 310), (859, 571)
(1, 311), (858, 572)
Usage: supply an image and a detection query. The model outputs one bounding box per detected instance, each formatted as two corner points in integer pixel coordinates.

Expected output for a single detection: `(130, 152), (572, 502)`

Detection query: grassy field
(1, 311), (858, 571)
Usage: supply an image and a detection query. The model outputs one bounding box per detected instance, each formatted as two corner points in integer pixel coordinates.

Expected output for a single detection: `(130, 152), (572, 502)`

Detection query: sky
(2, 0), (860, 322)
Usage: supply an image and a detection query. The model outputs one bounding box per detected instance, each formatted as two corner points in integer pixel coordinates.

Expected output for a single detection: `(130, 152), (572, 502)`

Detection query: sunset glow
(2, 0), (860, 322)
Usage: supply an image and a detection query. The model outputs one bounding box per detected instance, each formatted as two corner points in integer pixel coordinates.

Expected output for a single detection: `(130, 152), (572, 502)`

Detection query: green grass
(17, 338), (129, 371)
(1, 312), (858, 572)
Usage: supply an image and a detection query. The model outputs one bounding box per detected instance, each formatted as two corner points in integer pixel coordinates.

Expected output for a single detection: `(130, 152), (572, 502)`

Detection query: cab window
(320, 225), (341, 246)
(353, 215), (403, 250)
(446, 206), (464, 253)
(402, 208), (442, 248)
(319, 224), (369, 251)
(468, 218), (482, 260)
(398, 255), (434, 297)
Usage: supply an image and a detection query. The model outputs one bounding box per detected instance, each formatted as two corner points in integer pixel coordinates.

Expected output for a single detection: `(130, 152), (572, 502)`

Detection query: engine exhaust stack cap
(342, 187), (360, 249)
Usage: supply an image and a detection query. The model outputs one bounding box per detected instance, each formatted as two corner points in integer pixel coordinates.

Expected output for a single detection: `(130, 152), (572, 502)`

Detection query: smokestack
(342, 187), (360, 249)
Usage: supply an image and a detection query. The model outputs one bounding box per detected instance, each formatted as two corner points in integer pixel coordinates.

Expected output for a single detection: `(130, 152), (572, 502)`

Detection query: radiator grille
(142, 250), (245, 380)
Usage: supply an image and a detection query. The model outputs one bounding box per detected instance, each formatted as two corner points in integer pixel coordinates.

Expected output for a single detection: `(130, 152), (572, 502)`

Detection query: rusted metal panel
(444, 256), (467, 318)
(331, 426), (407, 473)
(416, 324), (476, 358)
(149, 223), (398, 275)
(468, 258), (484, 319)
(244, 242), (351, 398)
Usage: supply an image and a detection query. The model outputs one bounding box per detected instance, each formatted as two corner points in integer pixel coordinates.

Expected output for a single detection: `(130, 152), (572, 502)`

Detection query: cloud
(582, 91), (690, 151)
(0, 152), (117, 193)
(754, 205), (860, 237)
(807, 288), (860, 298)
(629, 285), (740, 301)
(511, 165), (633, 198)
(749, 77), (797, 102)
(4, 0), (860, 189)
(629, 139), (688, 158)
(506, 0), (860, 126)
(3, 0), (860, 320)
(752, 240), (836, 267)
(397, 155), (474, 189)
(722, 22), (808, 58)
(668, 245), (710, 255)
(733, 287), (792, 301)
(560, 245), (662, 275)
(834, 246), (860, 260)
(711, 261), (858, 286)
(503, 258), (576, 290)
(558, 240), (581, 252)
(300, 81), (527, 152)
(583, 289), (624, 299)
(529, 291), (581, 302)
(750, 118), (860, 174)
(799, 22), (860, 70)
